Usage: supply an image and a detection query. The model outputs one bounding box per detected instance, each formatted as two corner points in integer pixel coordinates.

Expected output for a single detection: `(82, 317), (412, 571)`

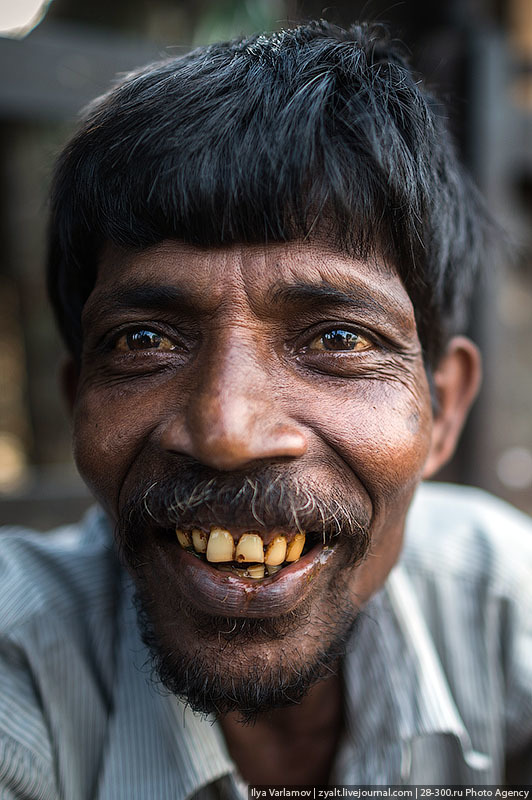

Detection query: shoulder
(0, 507), (120, 636)
(403, 482), (532, 600)
(400, 483), (532, 764)
(0, 509), (122, 798)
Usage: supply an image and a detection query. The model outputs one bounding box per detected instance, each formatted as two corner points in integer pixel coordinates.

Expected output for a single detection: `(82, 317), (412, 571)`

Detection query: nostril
(194, 426), (308, 471)
(159, 377), (308, 469)
(186, 408), (307, 470)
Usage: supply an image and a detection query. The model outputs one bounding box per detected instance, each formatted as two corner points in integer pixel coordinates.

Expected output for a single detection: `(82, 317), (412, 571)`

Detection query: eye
(308, 328), (373, 353)
(114, 329), (177, 352)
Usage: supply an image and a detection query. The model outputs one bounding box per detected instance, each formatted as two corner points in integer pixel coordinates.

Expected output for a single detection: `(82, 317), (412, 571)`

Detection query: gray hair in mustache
(122, 467), (371, 554)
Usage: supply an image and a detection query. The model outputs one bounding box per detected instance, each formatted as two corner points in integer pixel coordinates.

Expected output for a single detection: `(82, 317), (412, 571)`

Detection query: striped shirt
(0, 482), (531, 797)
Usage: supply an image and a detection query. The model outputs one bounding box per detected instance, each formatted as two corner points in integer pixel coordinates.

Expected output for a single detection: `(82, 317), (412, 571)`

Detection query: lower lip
(155, 540), (337, 618)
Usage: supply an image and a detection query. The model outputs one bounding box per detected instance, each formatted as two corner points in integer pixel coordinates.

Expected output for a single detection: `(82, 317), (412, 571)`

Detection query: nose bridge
(183, 324), (307, 470)
(193, 327), (265, 432)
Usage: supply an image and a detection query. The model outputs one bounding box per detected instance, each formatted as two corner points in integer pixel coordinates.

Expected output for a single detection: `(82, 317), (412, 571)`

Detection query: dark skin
(221, 674), (344, 785)
(64, 239), (480, 784)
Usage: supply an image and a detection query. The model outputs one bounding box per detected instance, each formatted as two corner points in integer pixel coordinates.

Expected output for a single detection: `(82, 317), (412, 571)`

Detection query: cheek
(305, 371), (433, 505)
(310, 375), (432, 605)
(72, 383), (163, 517)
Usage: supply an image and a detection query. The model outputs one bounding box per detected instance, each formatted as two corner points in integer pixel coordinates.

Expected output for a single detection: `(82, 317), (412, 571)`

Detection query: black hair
(47, 20), (491, 367)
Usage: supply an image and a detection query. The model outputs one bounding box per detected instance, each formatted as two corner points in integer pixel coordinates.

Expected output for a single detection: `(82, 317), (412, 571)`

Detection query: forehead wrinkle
(95, 240), (233, 309)
(257, 244), (414, 318)
(88, 241), (415, 327)
(231, 242), (410, 318)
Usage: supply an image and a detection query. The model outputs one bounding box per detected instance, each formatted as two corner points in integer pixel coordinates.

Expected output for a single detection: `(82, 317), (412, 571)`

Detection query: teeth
(285, 532), (305, 562)
(192, 528), (208, 554)
(235, 533), (265, 563)
(179, 526), (309, 569)
(176, 528), (192, 549)
(246, 564), (265, 579)
(232, 566), (249, 578)
(264, 535), (287, 566)
(213, 563), (233, 573)
(206, 527), (235, 563)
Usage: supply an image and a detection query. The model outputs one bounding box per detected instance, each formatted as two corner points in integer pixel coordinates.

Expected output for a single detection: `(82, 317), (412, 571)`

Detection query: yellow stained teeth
(264, 535), (287, 566)
(192, 528), (208, 554)
(176, 528), (192, 549)
(235, 533), (264, 563)
(206, 527), (235, 562)
(232, 566), (248, 578)
(182, 525), (309, 569)
(285, 532), (305, 562)
(246, 564), (265, 579)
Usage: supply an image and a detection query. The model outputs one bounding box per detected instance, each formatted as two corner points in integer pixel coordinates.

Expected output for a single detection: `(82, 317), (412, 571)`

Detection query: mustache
(119, 463), (371, 553)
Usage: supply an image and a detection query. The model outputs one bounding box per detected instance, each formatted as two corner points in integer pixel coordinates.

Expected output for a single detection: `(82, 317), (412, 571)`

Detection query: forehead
(91, 239), (416, 323)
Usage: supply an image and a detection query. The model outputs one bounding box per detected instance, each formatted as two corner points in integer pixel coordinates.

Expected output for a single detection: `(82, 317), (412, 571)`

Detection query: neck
(220, 671), (344, 786)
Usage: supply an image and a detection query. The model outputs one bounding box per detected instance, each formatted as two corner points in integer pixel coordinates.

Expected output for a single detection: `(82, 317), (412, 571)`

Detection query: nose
(159, 333), (308, 471)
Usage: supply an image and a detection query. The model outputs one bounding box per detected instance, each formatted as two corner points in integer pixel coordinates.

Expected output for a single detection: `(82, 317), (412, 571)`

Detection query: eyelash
(308, 328), (373, 353)
(115, 329), (176, 353)
(97, 321), (385, 362)
(295, 322), (383, 354)
(100, 324), (184, 354)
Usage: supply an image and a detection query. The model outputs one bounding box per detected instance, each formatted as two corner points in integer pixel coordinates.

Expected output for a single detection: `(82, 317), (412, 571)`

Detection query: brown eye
(309, 329), (372, 352)
(115, 329), (176, 352)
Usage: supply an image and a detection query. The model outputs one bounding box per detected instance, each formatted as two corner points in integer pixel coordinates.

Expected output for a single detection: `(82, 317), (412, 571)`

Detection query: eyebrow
(268, 281), (391, 317)
(83, 284), (196, 324)
(84, 277), (408, 328)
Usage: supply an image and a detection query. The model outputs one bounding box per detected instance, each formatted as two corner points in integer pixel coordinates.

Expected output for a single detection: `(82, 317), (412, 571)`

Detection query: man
(1, 20), (531, 796)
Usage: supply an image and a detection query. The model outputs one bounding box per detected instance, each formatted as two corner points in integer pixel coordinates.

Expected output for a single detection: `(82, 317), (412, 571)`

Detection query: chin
(131, 568), (361, 721)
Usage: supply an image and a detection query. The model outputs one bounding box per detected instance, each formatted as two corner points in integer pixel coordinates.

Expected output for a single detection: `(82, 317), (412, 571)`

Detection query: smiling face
(71, 238), (440, 714)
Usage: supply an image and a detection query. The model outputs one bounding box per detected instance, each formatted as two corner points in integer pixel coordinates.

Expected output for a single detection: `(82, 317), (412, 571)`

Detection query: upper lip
(155, 505), (317, 534)
(143, 495), (355, 546)
(136, 468), (352, 537)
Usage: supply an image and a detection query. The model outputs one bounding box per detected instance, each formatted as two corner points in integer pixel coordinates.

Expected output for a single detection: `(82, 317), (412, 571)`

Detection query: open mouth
(175, 526), (321, 581)
(148, 523), (340, 617)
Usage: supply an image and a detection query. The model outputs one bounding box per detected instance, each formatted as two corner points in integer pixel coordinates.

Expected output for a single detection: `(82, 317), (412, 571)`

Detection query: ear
(60, 357), (79, 418)
(423, 336), (482, 479)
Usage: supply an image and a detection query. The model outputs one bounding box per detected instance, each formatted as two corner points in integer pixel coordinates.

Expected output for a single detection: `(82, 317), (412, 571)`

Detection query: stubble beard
(132, 574), (361, 722)
(117, 465), (370, 720)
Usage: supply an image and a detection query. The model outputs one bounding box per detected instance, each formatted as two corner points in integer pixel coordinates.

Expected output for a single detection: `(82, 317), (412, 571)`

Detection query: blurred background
(0, 0), (531, 529)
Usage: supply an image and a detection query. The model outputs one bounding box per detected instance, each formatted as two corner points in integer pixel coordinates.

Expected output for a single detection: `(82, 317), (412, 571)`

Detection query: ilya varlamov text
(249, 791), (531, 800)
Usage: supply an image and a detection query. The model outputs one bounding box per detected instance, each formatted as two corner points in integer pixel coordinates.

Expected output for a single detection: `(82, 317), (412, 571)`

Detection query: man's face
(72, 239), (433, 714)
